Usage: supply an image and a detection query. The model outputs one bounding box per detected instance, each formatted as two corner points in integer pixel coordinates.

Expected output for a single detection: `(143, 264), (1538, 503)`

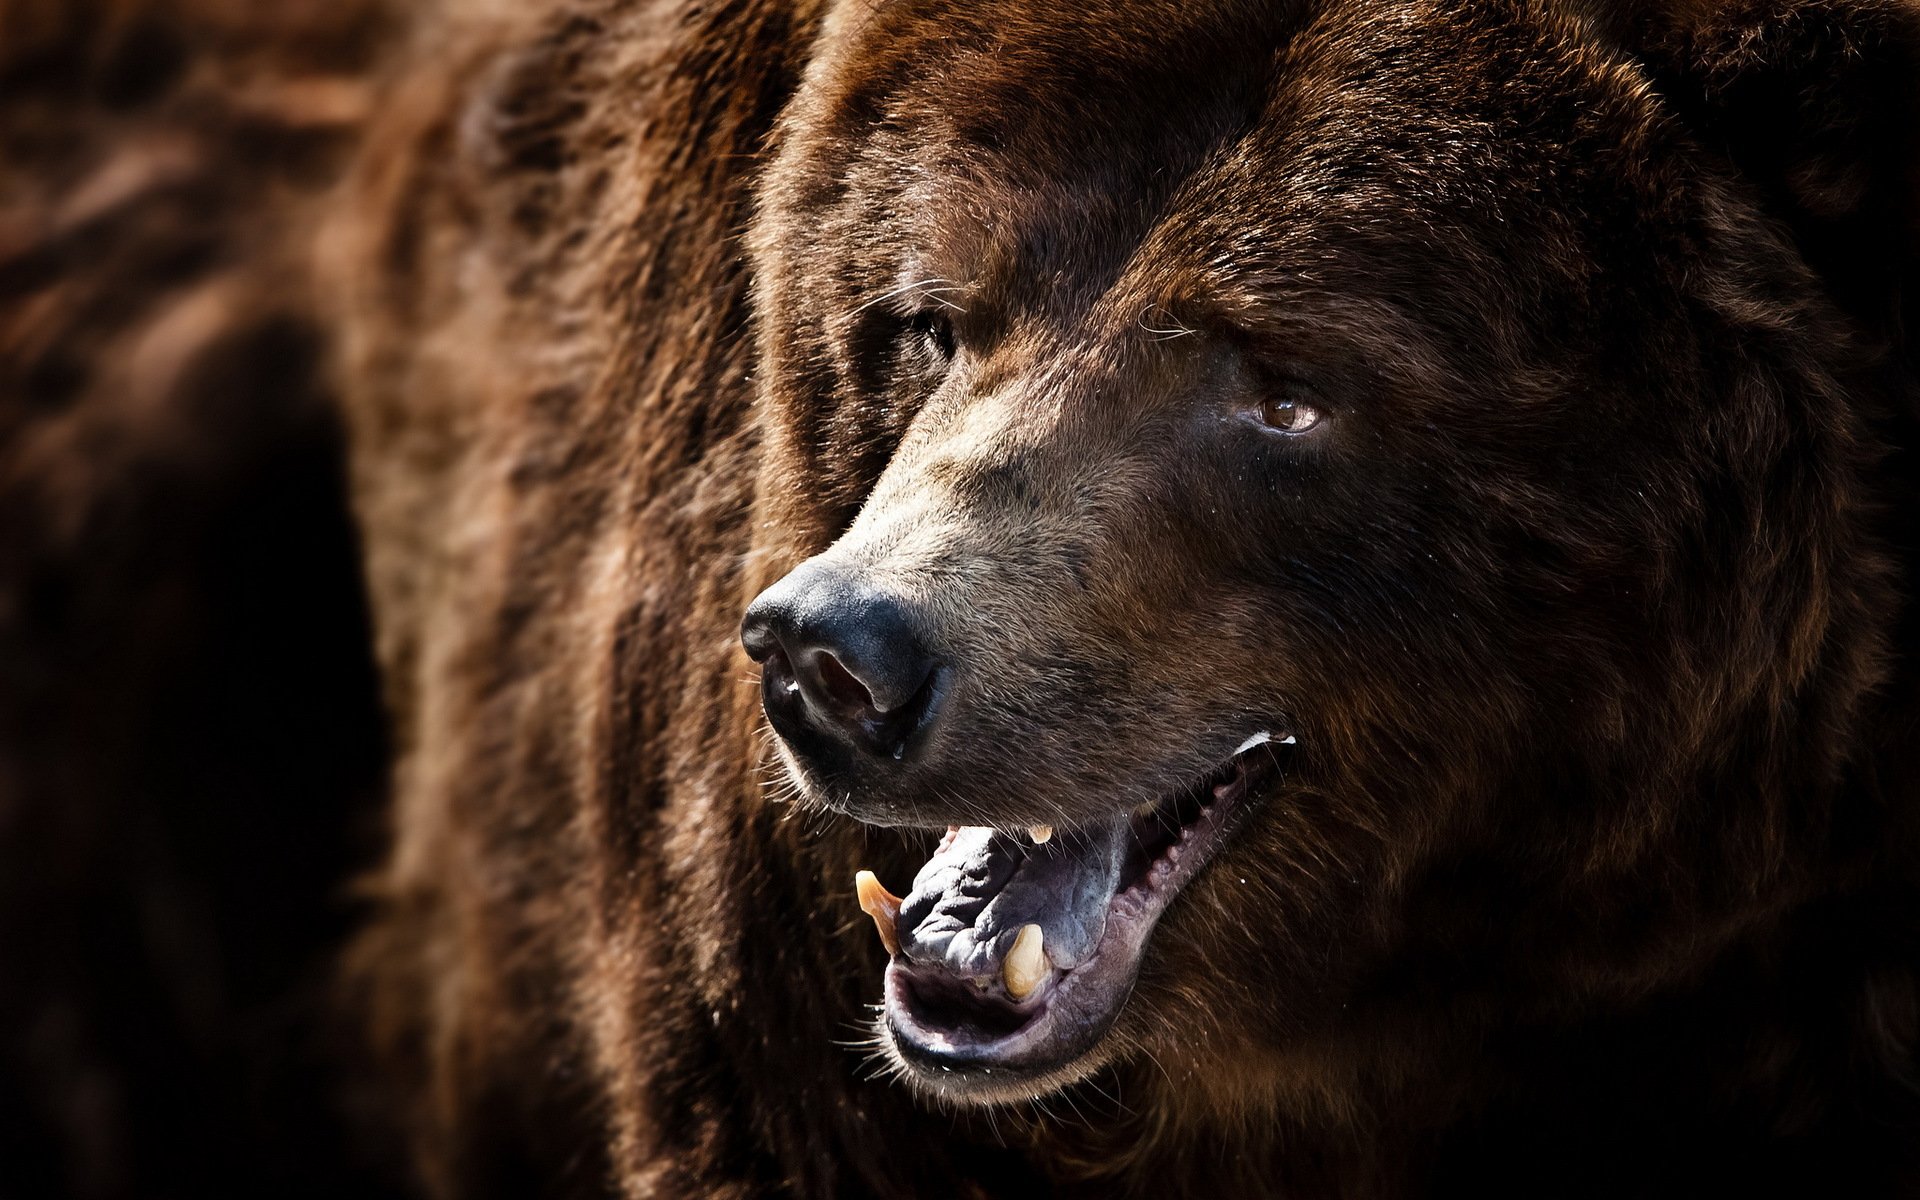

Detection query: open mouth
(856, 730), (1295, 1099)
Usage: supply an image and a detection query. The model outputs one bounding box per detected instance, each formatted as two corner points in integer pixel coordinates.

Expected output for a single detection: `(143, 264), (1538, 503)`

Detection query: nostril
(813, 649), (876, 713)
(740, 608), (781, 663)
(762, 648), (800, 698)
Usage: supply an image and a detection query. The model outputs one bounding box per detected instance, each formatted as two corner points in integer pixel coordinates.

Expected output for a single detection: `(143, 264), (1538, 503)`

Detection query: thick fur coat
(4, 1), (1920, 1197)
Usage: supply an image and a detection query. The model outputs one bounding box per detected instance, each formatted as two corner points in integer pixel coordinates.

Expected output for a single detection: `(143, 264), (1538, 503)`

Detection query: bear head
(740, 0), (1918, 1110)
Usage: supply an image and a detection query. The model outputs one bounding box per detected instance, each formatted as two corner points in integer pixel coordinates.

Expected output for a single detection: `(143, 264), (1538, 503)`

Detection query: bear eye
(907, 309), (957, 364)
(1254, 395), (1323, 435)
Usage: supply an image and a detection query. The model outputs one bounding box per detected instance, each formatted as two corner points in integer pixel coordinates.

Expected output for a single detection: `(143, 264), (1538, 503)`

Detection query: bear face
(742, 0), (1897, 1106)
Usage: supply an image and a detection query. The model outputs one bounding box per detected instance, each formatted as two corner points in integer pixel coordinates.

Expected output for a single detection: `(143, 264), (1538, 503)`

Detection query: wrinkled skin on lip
(886, 825), (1131, 1081)
(873, 744), (1281, 1090)
(876, 754), (1264, 1090)
(898, 826), (1123, 981)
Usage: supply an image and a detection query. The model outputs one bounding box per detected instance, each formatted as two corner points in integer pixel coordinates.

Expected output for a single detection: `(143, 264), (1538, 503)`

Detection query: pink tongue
(894, 822), (1128, 980)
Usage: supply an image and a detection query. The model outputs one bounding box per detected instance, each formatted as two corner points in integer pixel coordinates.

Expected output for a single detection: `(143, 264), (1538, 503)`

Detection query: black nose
(741, 561), (940, 761)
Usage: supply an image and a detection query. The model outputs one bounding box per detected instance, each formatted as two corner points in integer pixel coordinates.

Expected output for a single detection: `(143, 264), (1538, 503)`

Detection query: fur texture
(6, 1), (1920, 1197)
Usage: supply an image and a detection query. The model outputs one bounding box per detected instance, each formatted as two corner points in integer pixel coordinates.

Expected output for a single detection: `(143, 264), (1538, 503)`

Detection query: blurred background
(2, 2), (413, 1195)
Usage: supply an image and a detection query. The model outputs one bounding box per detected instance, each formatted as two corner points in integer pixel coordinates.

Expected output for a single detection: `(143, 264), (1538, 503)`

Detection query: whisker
(853, 276), (966, 316)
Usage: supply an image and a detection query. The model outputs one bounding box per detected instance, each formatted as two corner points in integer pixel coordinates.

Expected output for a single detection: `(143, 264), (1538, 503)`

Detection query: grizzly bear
(321, 0), (1920, 1194)
(5, 0), (1920, 1196)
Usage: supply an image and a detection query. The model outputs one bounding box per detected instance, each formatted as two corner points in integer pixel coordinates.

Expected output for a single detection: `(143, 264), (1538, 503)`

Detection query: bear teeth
(854, 870), (904, 957)
(1234, 730), (1275, 755)
(1003, 924), (1047, 999)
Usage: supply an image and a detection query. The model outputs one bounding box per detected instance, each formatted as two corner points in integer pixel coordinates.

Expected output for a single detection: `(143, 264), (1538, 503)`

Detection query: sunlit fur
(13, 0), (1915, 1196)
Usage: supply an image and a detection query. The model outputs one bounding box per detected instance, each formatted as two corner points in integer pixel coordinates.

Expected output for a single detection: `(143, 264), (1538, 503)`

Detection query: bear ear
(1588, 0), (1920, 342)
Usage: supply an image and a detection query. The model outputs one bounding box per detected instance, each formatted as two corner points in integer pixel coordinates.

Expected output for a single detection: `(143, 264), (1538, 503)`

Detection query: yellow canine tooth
(1028, 825), (1054, 845)
(1003, 923), (1047, 999)
(855, 870), (904, 957)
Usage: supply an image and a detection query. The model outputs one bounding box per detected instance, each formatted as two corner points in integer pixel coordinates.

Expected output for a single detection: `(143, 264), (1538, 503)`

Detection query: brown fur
(7, 0), (1920, 1197)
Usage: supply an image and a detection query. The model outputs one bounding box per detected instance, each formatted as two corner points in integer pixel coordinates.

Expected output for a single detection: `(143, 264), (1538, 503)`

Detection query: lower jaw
(881, 959), (1121, 1094)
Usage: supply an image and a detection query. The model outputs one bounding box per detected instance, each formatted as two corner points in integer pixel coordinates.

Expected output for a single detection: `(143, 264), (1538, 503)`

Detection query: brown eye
(1257, 395), (1322, 434)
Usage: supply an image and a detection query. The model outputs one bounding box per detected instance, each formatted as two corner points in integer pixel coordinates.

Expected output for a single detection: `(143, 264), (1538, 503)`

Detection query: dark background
(1, 3), (409, 1195)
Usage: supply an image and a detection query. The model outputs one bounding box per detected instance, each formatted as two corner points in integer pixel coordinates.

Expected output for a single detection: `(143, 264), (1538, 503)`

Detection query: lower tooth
(1003, 924), (1047, 999)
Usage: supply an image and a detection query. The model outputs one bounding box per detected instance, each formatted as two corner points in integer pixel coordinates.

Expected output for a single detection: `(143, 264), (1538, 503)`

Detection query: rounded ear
(1586, 0), (1920, 346)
